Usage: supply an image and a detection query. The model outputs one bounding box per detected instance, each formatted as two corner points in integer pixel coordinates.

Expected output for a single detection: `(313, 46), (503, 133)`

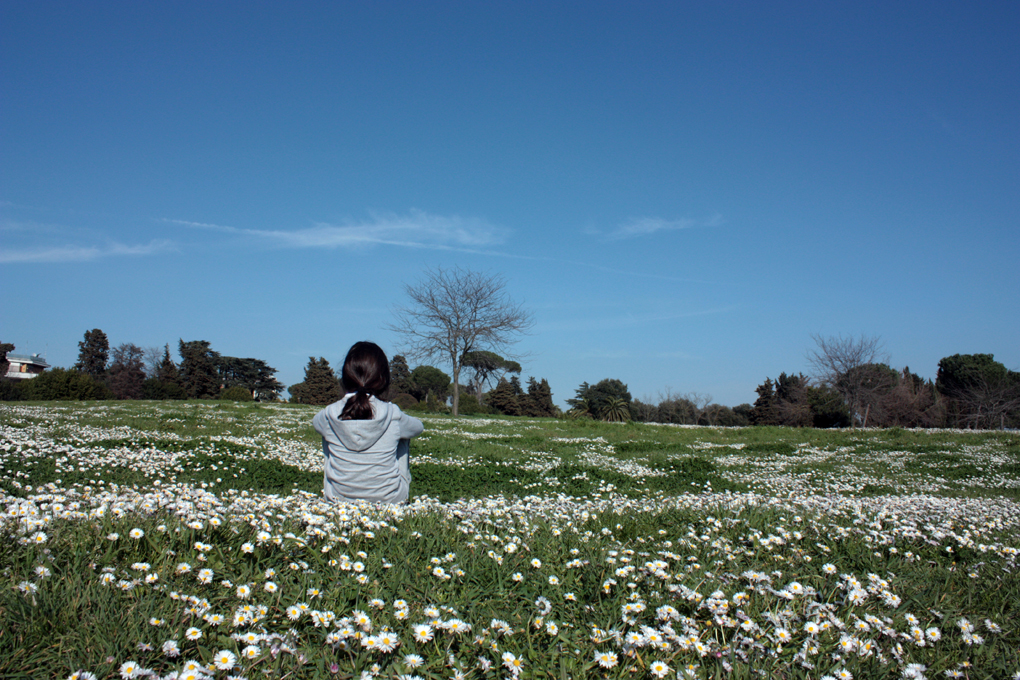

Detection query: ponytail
(339, 342), (391, 420)
(341, 390), (374, 420)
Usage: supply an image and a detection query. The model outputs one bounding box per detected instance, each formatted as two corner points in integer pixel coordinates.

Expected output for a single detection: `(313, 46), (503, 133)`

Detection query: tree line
(287, 352), (557, 418)
(744, 335), (1020, 430)
(563, 335), (1019, 430)
(3, 267), (1017, 431)
(0, 330), (284, 402)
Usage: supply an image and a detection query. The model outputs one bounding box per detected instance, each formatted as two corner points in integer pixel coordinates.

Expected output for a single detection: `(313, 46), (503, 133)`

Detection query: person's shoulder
(382, 400), (406, 417)
(320, 398), (347, 412)
(314, 398), (347, 420)
(383, 400), (420, 422)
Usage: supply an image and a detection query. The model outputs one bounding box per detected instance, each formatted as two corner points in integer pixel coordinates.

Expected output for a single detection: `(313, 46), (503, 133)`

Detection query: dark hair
(339, 341), (391, 420)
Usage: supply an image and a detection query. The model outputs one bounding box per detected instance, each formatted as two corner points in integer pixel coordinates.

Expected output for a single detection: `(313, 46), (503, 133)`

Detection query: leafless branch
(388, 266), (533, 415)
(807, 334), (888, 427)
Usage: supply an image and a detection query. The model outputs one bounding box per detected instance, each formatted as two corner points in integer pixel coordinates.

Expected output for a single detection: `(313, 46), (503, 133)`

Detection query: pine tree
(749, 378), (779, 425)
(526, 377), (556, 417)
(407, 365), (450, 402)
(566, 382), (592, 419)
(486, 377), (522, 416)
(774, 372), (812, 427)
(213, 356), (283, 401)
(387, 355), (413, 400)
(251, 359), (285, 402)
(74, 329), (109, 377)
(178, 340), (221, 399)
(157, 345), (182, 386)
(290, 357), (342, 405)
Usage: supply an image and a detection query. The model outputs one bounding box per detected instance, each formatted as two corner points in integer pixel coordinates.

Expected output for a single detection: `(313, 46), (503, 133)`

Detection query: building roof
(6, 353), (50, 369)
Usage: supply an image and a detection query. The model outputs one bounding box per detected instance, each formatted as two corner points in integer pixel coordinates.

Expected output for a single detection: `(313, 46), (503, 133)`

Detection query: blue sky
(2, 1), (1018, 408)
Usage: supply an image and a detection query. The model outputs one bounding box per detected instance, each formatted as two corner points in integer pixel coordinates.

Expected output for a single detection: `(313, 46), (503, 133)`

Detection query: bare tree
(655, 388), (695, 424)
(807, 334), (888, 427)
(945, 374), (1020, 430)
(685, 392), (715, 425)
(107, 343), (146, 399)
(878, 368), (945, 428)
(142, 346), (164, 378)
(389, 267), (533, 416)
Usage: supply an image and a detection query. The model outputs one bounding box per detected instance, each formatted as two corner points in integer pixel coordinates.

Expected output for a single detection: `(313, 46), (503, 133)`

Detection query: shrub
(0, 379), (21, 401)
(142, 378), (186, 400)
(408, 365), (450, 401)
(423, 393), (449, 413)
(16, 368), (112, 400)
(456, 393), (489, 414)
(808, 385), (851, 428)
(392, 393), (418, 411)
(219, 385), (253, 401)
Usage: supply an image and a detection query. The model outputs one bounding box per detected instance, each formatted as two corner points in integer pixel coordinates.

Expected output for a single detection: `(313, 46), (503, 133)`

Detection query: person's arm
(399, 413), (424, 439)
(312, 408), (329, 436)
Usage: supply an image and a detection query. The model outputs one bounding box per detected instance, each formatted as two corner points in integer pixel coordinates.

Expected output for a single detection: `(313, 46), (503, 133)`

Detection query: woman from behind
(312, 341), (424, 503)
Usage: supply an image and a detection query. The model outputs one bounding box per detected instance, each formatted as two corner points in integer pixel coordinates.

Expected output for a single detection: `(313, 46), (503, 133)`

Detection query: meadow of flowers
(2, 400), (1019, 680)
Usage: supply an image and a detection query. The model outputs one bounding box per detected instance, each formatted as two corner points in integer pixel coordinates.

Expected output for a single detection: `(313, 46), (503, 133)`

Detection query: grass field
(2, 400), (1018, 680)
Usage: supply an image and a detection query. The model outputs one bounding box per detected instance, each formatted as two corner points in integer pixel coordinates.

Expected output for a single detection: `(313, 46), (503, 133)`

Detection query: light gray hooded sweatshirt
(312, 395), (424, 504)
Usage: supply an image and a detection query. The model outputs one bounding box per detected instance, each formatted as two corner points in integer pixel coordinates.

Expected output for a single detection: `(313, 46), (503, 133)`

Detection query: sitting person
(312, 341), (424, 504)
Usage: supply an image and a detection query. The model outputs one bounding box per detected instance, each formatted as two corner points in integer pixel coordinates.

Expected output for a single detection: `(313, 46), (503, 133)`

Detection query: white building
(5, 353), (50, 380)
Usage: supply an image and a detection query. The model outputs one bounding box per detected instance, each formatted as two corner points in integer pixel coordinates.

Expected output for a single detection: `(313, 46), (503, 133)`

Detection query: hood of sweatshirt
(317, 396), (395, 452)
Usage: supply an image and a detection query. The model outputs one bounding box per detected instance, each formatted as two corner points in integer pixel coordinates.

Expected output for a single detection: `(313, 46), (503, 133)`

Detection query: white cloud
(604, 214), (722, 241)
(165, 209), (509, 251)
(0, 240), (174, 264)
(1, 218), (71, 236)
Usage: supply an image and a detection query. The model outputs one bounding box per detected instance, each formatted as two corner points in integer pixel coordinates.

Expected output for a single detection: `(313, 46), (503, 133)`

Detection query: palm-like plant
(602, 397), (630, 422)
(567, 398), (593, 420)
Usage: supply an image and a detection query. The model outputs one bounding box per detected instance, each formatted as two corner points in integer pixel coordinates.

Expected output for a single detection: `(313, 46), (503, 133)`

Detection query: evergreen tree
(566, 381), (592, 419)
(707, 404), (748, 426)
(386, 355), (413, 400)
(749, 378), (779, 425)
(774, 372), (812, 427)
(407, 365), (450, 402)
(215, 356), (284, 401)
(251, 359), (285, 402)
(602, 397), (630, 422)
(486, 377), (522, 416)
(567, 378), (631, 421)
(0, 342), (14, 378)
(74, 329), (109, 377)
(142, 377), (186, 400)
(937, 353), (1020, 429)
(732, 403), (754, 425)
(149, 344), (186, 399)
(178, 340), (221, 399)
(462, 350), (521, 401)
(524, 376), (556, 417)
(807, 385), (851, 428)
(157, 345), (181, 384)
(289, 357), (342, 405)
